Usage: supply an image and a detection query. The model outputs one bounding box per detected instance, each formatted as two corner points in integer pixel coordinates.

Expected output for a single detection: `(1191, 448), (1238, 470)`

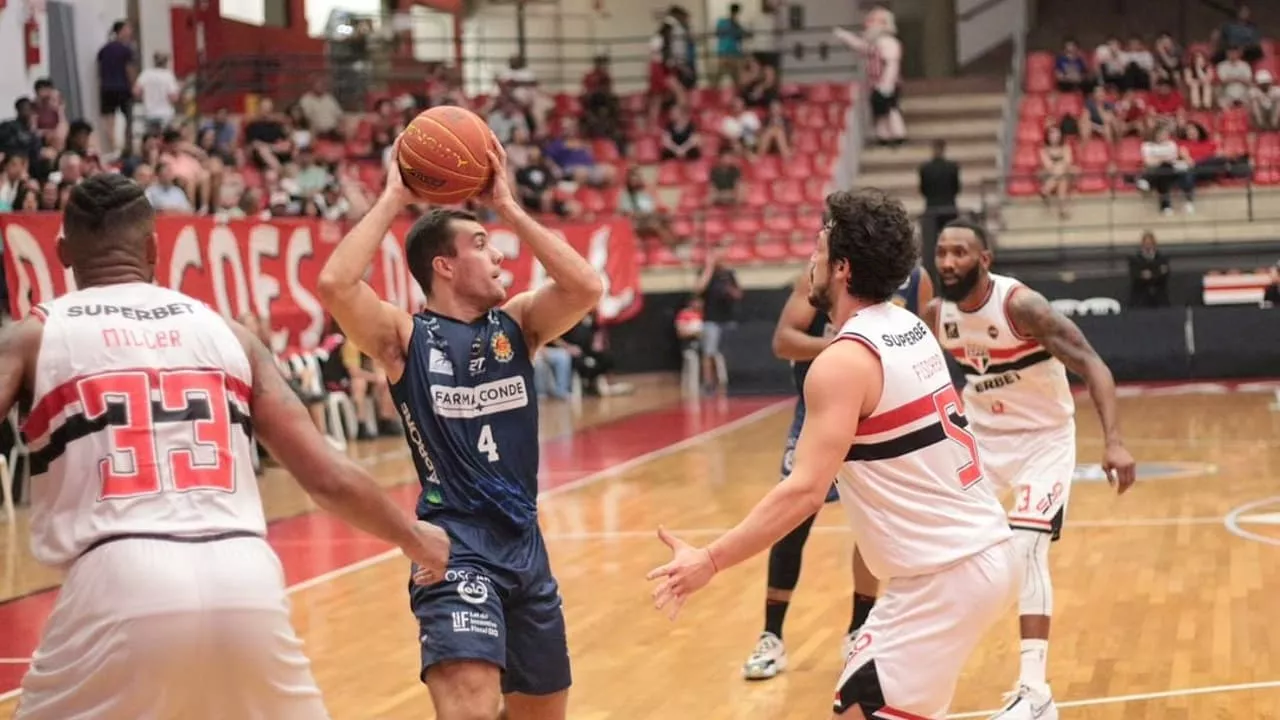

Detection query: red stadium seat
(1115, 137), (1144, 171)
(781, 154), (814, 180)
(1006, 176), (1039, 197)
(794, 129), (821, 154)
(808, 83), (837, 104)
(591, 139), (621, 163)
(1075, 172), (1111, 194)
(729, 215), (762, 236)
(656, 162), (684, 186)
(763, 209), (797, 235)
(1025, 52), (1056, 93)
(1254, 167), (1280, 185)
(746, 183), (770, 207)
(1013, 144), (1040, 173)
(1219, 134), (1249, 159)
(684, 159), (712, 184)
(754, 236), (790, 261)
(1018, 119), (1045, 145)
(1055, 92), (1084, 118)
(1020, 94), (1048, 122)
(1255, 132), (1280, 165)
(1218, 107), (1250, 137)
(789, 235), (816, 260)
(631, 136), (660, 164)
(1078, 138), (1111, 170)
(722, 238), (755, 263)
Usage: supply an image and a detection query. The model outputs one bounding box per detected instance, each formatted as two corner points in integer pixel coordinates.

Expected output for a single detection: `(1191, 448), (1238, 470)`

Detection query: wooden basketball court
(2, 375), (1279, 719)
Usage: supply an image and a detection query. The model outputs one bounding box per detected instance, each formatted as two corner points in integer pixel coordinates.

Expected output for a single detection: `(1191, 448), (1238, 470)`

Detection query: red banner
(1, 214), (643, 350)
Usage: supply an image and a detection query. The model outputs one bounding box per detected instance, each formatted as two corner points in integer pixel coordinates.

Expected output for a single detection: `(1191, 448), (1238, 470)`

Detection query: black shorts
(410, 518), (571, 696)
(100, 88), (133, 117)
(870, 88), (900, 119)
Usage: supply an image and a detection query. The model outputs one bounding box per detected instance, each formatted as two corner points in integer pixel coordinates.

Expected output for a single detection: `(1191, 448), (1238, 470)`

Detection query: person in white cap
(1249, 69), (1280, 130)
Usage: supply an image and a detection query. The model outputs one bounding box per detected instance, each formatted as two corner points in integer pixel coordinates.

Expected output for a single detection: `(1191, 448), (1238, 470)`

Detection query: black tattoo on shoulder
(1007, 290), (1099, 372)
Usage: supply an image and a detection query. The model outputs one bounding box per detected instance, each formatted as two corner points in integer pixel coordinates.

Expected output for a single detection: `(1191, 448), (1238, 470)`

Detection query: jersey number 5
(79, 369), (237, 500)
(931, 385), (983, 490)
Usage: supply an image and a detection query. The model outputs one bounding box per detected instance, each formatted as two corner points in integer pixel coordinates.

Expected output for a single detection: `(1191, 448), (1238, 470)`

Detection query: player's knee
(767, 514), (815, 590)
(426, 661), (503, 720)
(1013, 529), (1053, 617)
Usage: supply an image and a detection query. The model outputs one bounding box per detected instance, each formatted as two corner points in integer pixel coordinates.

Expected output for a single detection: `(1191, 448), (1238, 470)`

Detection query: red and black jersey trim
(28, 399), (252, 476)
(845, 411), (968, 462)
(951, 348), (1053, 377)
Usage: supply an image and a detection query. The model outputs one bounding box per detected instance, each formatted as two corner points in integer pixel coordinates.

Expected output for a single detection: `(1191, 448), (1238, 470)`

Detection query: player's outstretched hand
(382, 134), (418, 208)
(407, 520), (451, 585)
(645, 526), (717, 621)
(483, 137), (516, 212)
(1102, 442), (1137, 495)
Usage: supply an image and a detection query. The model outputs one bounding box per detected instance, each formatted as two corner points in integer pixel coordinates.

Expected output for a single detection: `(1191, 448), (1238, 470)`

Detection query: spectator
(1137, 124), (1194, 215)
(1178, 122), (1247, 184)
(0, 154), (28, 210)
(918, 139), (961, 252)
(1094, 37), (1127, 90)
(146, 161), (194, 213)
(1080, 85), (1119, 143)
(741, 59), (781, 110)
(1147, 78), (1185, 127)
(134, 52), (180, 132)
(696, 249), (741, 395)
(708, 146), (743, 205)
(1039, 126), (1075, 220)
(32, 79), (67, 150)
(1212, 4), (1263, 64)
(1128, 231), (1170, 308)
(656, 7), (696, 110)
(675, 297), (704, 356)
(750, 0), (784, 72)
(0, 98), (40, 166)
(1120, 36), (1154, 91)
(756, 99), (792, 157)
(298, 79), (345, 141)
(200, 108), (238, 154)
(320, 319), (399, 438)
(11, 183), (40, 211)
(618, 168), (675, 246)
(242, 98), (292, 170)
(533, 342), (574, 400)
(719, 97), (761, 153)
(1216, 47), (1253, 108)
(1264, 261), (1280, 308)
(580, 56), (622, 148)
(713, 4), (751, 88)
(559, 310), (620, 397)
(1114, 89), (1152, 137)
(1055, 39), (1091, 94)
(1152, 33), (1183, 85)
(543, 119), (616, 187)
(50, 152), (84, 186)
(1042, 90), (1080, 137)
(835, 6), (905, 146)
(96, 20), (137, 156)
(661, 104), (701, 161)
(515, 145), (571, 218)
(1250, 70), (1280, 131)
(488, 97), (529, 146)
(1183, 50), (1214, 110)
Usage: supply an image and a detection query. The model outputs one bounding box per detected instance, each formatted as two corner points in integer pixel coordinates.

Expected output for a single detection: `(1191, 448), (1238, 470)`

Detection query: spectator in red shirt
(1147, 79), (1185, 127)
(1178, 122), (1246, 183)
(1115, 89), (1151, 137)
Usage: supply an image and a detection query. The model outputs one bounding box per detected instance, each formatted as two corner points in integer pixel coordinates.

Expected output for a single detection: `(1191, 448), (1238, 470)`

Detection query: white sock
(1019, 639), (1049, 688)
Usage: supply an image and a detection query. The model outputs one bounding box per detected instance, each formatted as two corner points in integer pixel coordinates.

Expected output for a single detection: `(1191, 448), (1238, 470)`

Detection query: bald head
(60, 173), (157, 282)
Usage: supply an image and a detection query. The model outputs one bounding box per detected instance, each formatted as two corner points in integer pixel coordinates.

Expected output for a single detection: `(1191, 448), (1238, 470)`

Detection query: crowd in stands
(1018, 3), (1279, 215)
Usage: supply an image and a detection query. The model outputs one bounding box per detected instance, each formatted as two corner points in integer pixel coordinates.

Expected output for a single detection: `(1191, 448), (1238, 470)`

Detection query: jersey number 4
(931, 385), (983, 490)
(477, 423), (500, 462)
(79, 369), (237, 500)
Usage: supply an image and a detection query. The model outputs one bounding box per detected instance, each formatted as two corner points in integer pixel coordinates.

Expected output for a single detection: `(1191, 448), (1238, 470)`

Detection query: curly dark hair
(824, 188), (919, 303)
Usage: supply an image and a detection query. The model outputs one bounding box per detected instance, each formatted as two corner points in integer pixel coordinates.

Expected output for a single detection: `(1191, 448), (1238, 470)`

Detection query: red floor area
(0, 396), (784, 696)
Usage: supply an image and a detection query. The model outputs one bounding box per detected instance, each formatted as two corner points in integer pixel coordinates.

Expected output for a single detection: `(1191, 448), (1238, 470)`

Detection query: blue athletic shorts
(409, 518), (571, 696)
(780, 399), (840, 503)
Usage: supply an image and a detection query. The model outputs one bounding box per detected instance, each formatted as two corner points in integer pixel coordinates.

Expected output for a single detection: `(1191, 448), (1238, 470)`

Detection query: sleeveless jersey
(389, 309), (539, 530)
(935, 273), (1075, 433)
(832, 302), (1011, 579)
(791, 266), (924, 394)
(23, 283), (263, 568)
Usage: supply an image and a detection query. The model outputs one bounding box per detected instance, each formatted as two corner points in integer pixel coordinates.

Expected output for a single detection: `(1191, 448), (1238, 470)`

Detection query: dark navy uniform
(780, 266), (924, 502)
(390, 309), (570, 696)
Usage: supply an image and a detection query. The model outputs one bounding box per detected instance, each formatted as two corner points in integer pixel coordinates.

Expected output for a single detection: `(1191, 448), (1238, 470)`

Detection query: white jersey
(935, 273), (1075, 434)
(24, 282), (265, 568)
(832, 303), (1011, 579)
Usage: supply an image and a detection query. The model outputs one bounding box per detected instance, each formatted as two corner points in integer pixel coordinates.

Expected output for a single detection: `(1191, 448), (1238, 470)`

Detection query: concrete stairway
(997, 187), (1280, 249)
(853, 77), (1006, 216)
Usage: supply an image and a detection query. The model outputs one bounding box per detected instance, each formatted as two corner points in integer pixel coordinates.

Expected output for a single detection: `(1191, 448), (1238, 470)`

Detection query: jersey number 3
(79, 369), (237, 500)
(931, 385), (983, 490)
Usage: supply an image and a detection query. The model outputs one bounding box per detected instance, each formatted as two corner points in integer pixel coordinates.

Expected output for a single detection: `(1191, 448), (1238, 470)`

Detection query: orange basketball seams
(397, 106), (494, 204)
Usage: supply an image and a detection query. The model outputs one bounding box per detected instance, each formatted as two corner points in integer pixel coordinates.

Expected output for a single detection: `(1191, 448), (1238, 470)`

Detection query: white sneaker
(742, 632), (788, 680)
(988, 684), (1058, 720)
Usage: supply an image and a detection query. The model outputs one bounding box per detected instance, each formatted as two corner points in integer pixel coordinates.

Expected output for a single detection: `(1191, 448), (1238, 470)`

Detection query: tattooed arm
(1005, 287), (1137, 493)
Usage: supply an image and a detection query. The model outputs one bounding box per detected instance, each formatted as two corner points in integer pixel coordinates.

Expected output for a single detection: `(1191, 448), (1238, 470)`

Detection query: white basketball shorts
(976, 422), (1077, 540)
(16, 536), (329, 720)
(833, 539), (1022, 718)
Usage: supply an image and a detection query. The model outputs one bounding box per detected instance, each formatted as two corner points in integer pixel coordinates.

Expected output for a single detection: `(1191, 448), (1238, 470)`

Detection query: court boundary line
(947, 679), (1280, 718)
(0, 398), (791, 704)
(1224, 496), (1280, 547)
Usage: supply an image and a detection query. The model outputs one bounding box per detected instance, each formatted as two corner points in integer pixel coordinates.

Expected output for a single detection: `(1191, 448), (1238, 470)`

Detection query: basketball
(397, 106), (494, 204)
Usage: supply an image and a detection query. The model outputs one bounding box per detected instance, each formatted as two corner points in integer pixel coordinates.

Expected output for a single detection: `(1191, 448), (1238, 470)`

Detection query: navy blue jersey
(790, 266), (925, 394)
(390, 309), (539, 530)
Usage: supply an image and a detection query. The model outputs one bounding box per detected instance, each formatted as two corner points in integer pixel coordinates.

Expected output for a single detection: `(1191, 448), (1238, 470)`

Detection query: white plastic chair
(681, 348), (701, 397)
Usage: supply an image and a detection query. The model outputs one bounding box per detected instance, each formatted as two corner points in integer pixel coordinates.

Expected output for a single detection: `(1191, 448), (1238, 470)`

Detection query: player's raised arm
(1005, 287), (1136, 493)
(647, 339), (879, 618)
(316, 136), (418, 381)
(771, 272), (827, 361)
(489, 142), (604, 350)
(231, 321), (449, 582)
(0, 318), (41, 419)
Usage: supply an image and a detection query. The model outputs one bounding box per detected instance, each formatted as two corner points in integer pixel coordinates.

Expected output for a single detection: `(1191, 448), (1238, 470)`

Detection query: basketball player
(2, 174), (450, 720)
(924, 219), (1137, 720)
(834, 5), (906, 146)
(742, 265), (932, 680)
(650, 189), (1020, 719)
(316, 137), (602, 720)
